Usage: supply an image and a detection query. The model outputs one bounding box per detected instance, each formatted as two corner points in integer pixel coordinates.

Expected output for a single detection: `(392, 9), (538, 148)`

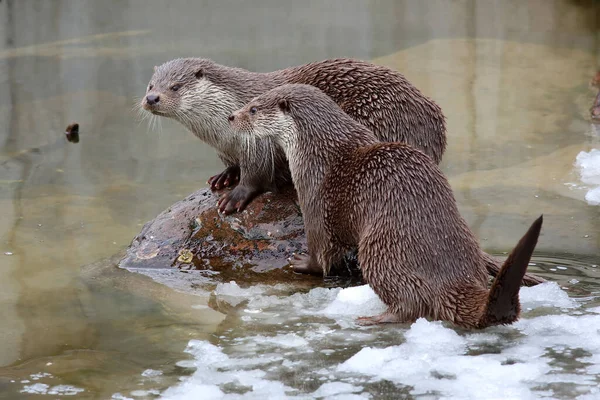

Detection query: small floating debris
(4, 251), (13, 256)
(556, 266), (568, 270)
(569, 279), (579, 284)
(65, 123), (79, 143)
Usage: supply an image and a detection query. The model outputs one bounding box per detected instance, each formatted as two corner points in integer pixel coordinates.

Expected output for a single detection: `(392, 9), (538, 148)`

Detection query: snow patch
(21, 383), (84, 396)
(574, 149), (600, 205)
(160, 280), (600, 399)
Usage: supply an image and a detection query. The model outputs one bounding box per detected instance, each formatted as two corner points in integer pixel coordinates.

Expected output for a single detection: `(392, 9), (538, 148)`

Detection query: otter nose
(146, 94), (160, 105)
(228, 114), (235, 122)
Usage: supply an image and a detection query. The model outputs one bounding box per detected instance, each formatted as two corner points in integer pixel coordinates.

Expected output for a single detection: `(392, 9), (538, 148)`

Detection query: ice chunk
(141, 369), (163, 378)
(321, 285), (386, 317)
(21, 383), (49, 394)
(249, 333), (309, 348)
(519, 282), (578, 309)
(574, 149), (600, 205)
(575, 149), (600, 185)
(585, 186), (600, 205)
(161, 340), (298, 400)
(21, 383), (84, 396)
(311, 382), (364, 398)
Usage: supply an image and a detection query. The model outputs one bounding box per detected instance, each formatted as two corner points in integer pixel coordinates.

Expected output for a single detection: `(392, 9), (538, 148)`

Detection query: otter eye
(148, 84), (153, 91)
(249, 107), (257, 115)
(170, 84), (181, 92)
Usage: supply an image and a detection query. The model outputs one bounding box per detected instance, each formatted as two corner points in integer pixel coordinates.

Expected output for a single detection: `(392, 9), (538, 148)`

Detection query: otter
(141, 58), (446, 214)
(229, 83), (543, 328)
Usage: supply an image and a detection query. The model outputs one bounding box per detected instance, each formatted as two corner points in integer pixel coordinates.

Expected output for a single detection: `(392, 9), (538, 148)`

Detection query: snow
(158, 281), (600, 399)
(574, 149), (600, 205)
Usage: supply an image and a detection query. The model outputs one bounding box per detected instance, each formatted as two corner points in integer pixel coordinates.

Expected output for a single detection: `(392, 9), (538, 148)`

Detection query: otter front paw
(217, 185), (261, 214)
(288, 253), (323, 276)
(208, 166), (240, 190)
(356, 311), (404, 326)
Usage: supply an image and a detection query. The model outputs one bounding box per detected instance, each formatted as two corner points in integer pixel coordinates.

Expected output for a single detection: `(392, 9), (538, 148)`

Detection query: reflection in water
(0, 0), (599, 398)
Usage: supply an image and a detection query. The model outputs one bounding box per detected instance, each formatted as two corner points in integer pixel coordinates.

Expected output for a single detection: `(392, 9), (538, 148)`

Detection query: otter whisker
(268, 137), (276, 182)
(131, 96), (143, 113)
(157, 114), (163, 136)
(245, 134), (252, 163)
(134, 108), (150, 126)
(147, 114), (158, 135)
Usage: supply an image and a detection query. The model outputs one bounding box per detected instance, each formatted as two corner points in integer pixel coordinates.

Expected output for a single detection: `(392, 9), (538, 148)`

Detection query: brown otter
(229, 84), (543, 328)
(141, 58), (446, 215)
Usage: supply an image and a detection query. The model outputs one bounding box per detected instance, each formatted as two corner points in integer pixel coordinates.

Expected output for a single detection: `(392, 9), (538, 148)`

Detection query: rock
(119, 187), (361, 286)
(120, 186), (544, 288)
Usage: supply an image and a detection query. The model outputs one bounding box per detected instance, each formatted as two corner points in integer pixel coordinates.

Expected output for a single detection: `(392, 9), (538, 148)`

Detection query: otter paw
(289, 253), (323, 276)
(356, 312), (404, 326)
(208, 166), (240, 190)
(217, 185), (260, 215)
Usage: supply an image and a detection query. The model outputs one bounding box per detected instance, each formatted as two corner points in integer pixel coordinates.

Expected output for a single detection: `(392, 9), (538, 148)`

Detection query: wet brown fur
(230, 84), (544, 328)
(141, 58), (446, 214)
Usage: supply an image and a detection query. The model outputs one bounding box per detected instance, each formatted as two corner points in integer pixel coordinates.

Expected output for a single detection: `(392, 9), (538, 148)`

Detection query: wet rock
(120, 185), (544, 287)
(119, 187), (360, 286)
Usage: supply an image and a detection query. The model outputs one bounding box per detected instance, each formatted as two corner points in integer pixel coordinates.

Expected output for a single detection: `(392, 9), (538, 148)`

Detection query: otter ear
(153, 65), (157, 72)
(195, 69), (203, 79)
(278, 99), (290, 113)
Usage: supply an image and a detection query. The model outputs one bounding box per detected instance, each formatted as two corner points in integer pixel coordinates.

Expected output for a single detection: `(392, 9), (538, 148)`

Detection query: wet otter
(229, 84), (543, 328)
(141, 58), (446, 214)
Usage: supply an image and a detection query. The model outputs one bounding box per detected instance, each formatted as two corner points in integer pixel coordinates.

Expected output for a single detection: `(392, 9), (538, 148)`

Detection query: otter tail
(479, 215), (543, 328)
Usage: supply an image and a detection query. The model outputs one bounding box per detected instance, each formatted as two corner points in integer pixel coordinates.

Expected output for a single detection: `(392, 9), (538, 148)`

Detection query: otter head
(141, 58), (240, 141)
(228, 84), (326, 151)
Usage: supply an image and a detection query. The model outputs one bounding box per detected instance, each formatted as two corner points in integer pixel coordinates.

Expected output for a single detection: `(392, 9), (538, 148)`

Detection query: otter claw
(209, 166), (241, 191)
(217, 185), (260, 215)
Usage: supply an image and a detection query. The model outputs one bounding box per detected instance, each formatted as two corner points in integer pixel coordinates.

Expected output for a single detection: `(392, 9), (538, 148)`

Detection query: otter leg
(217, 138), (281, 214)
(217, 185), (263, 215)
(356, 311), (407, 326)
(208, 165), (240, 190)
(288, 253), (325, 276)
(354, 231), (423, 326)
(291, 226), (346, 277)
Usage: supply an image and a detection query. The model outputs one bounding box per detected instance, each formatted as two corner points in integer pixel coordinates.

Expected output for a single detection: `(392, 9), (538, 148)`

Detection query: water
(1, 0), (600, 399)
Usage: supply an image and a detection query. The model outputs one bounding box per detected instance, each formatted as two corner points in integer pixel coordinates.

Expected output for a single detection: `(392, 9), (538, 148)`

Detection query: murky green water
(1, 1), (600, 399)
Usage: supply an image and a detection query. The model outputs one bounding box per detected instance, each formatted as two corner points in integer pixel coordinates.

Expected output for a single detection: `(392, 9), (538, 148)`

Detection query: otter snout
(228, 110), (244, 124)
(228, 109), (253, 133)
(146, 94), (160, 105)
